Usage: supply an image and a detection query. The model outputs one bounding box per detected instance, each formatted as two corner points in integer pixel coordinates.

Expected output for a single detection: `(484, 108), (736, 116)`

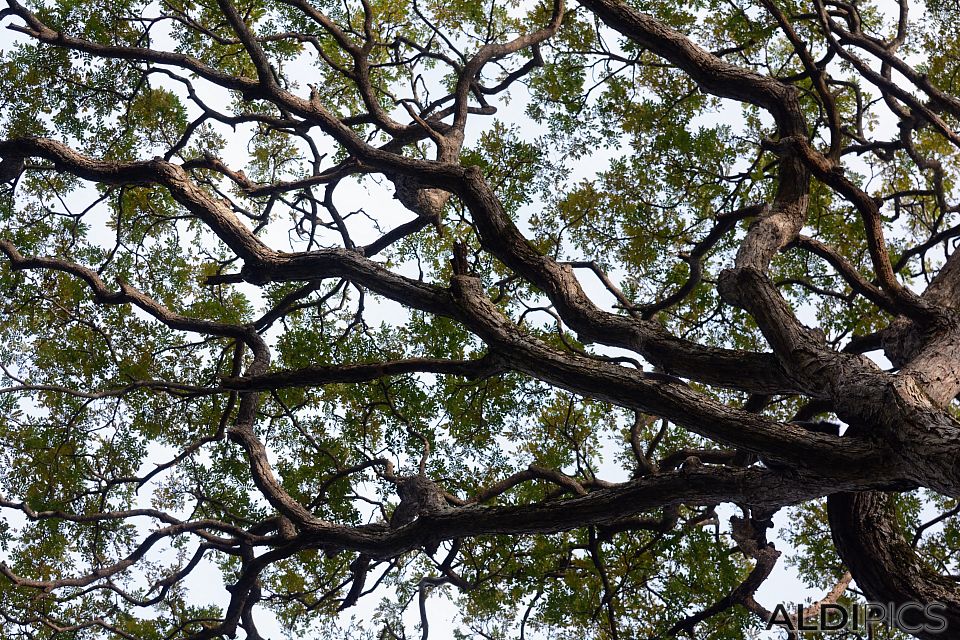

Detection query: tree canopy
(2, 0), (960, 637)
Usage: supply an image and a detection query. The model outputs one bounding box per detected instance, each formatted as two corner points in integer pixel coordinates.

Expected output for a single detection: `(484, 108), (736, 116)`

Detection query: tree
(2, 0), (960, 636)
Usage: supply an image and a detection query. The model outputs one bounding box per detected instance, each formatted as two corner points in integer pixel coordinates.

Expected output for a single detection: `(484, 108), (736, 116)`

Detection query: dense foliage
(1, 0), (960, 637)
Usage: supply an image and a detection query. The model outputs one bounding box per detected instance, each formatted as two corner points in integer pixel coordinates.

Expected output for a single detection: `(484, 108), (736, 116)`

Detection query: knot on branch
(716, 267), (749, 307)
(389, 475), (449, 528)
(759, 134), (808, 157)
(239, 262), (271, 285)
(730, 515), (775, 558)
(390, 174), (450, 222)
(881, 317), (939, 368)
(277, 516), (298, 540)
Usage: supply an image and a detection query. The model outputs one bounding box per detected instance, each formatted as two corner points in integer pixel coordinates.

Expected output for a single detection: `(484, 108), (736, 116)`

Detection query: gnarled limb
(828, 492), (960, 639)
